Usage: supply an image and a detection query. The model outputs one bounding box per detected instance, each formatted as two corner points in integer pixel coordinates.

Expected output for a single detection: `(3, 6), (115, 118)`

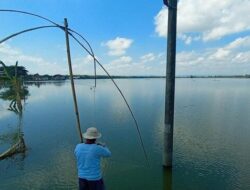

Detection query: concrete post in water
(64, 18), (83, 143)
(163, 0), (178, 167)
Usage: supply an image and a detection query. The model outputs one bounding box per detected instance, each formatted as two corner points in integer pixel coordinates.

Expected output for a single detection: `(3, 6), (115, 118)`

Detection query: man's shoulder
(95, 145), (111, 154)
(75, 143), (85, 151)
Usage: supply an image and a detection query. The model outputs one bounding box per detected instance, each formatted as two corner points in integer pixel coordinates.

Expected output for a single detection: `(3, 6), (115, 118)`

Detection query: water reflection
(25, 80), (66, 88)
(0, 71), (29, 160)
(163, 168), (172, 190)
(0, 79), (250, 190)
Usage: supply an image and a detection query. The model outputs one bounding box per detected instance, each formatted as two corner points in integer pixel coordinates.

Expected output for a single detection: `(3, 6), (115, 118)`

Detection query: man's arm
(97, 145), (111, 157)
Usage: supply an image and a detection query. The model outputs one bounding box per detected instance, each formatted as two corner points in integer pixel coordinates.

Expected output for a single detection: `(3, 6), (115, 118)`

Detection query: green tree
(0, 62), (28, 80)
(0, 60), (27, 159)
(0, 61), (29, 113)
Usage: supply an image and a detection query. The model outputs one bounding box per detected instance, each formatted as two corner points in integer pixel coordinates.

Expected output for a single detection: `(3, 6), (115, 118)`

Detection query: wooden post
(64, 18), (83, 143)
(163, 0), (177, 167)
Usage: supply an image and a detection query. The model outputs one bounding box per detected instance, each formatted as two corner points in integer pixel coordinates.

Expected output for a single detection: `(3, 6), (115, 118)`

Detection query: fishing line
(68, 29), (97, 88)
(70, 34), (150, 166)
(63, 30), (150, 165)
(90, 85), (97, 128)
(0, 9), (150, 166)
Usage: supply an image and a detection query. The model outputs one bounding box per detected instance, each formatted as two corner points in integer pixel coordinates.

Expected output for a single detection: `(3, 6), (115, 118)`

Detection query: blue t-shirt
(74, 143), (111, 180)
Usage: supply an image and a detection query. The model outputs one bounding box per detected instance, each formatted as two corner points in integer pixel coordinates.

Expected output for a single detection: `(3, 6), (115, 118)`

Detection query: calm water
(0, 79), (250, 190)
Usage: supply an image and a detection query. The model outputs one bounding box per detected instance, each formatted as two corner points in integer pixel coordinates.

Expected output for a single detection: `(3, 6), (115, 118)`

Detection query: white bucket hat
(83, 127), (102, 139)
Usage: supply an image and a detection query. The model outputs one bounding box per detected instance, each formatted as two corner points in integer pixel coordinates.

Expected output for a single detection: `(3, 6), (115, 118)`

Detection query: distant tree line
(1, 63), (250, 81)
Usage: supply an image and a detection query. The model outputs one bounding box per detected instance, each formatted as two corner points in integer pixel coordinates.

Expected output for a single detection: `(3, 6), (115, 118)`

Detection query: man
(75, 127), (111, 190)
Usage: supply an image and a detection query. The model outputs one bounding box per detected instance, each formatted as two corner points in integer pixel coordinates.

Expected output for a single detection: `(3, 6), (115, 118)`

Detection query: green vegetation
(0, 61), (29, 113)
(1, 62), (250, 80)
(0, 60), (27, 159)
(0, 62), (28, 79)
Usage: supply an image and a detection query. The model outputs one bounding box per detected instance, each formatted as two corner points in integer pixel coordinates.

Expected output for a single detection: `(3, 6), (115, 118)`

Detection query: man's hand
(96, 142), (106, 147)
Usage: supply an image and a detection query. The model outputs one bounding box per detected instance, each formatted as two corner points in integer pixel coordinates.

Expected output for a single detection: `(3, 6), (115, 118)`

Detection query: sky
(0, 0), (250, 76)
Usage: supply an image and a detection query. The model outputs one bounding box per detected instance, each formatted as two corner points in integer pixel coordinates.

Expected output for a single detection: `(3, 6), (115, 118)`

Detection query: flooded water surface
(0, 79), (250, 190)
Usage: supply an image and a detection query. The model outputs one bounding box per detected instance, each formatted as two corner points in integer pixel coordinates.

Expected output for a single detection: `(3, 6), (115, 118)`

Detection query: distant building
(73, 76), (81, 79)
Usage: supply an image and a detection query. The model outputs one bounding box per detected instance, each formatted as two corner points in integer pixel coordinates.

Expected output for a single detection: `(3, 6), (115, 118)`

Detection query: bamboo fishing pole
(64, 18), (83, 143)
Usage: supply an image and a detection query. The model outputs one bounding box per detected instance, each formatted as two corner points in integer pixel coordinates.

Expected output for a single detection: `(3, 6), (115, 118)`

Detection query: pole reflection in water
(163, 167), (172, 190)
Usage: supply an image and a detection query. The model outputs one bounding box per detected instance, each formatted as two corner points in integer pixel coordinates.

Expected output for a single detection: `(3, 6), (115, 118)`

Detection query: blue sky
(0, 0), (250, 76)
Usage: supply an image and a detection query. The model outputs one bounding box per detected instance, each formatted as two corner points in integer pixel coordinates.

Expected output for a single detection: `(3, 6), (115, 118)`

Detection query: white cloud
(154, 7), (168, 38)
(83, 54), (94, 63)
(0, 43), (19, 56)
(103, 52), (166, 76)
(73, 36), (250, 76)
(140, 53), (156, 63)
(110, 56), (133, 65)
(1, 35), (250, 76)
(73, 54), (97, 65)
(103, 37), (133, 56)
(104, 62), (164, 76)
(155, 0), (250, 42)
(71, 54), (96, 74)
(178, 34), (200, 45)
(211, 48), (230, 60)
(176, 36), (250, 75)
(227, 37), (250, 50)
(0, 43), (67, 74)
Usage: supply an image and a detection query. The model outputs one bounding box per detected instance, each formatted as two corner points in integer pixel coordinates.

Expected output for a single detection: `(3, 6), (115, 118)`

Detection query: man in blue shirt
(75, 127), (111, 190)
